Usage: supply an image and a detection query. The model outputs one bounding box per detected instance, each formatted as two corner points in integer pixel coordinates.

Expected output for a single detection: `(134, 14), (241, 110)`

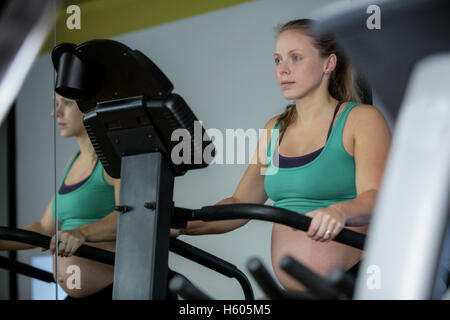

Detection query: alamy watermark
(66, 5), (81, 30)
(170, 121), (280, 175)
(366, 264), (381, 290)
(65, 265), (81, 290)
(366, 5), (381, 30)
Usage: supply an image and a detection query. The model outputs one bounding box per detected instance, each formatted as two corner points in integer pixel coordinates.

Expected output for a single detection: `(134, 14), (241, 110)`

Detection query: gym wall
(13, 0), (383, 299)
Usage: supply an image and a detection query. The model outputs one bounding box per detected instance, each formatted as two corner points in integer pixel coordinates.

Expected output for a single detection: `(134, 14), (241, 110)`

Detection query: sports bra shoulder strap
(61, 151), (80, 182)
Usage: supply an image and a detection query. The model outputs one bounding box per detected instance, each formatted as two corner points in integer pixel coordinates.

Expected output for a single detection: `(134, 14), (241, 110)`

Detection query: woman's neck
(295, 89), (338, 126)
(76, 132), (97, 162)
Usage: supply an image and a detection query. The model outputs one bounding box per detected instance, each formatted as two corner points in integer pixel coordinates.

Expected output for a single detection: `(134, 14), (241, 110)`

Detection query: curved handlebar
(176, 204), (366, 250)
(170, 238), (254, 300)
(0, 255), (54, 283)
(0, 226), (115, 265)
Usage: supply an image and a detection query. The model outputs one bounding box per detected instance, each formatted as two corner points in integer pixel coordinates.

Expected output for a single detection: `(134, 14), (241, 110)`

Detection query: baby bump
(271, 224), (365, 291)
(52, 241), (115, 298)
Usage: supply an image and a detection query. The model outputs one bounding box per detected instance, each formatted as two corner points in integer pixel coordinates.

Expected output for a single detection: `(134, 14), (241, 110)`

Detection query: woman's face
(53, 93), (85, 138)
(274, 30), (329, 101)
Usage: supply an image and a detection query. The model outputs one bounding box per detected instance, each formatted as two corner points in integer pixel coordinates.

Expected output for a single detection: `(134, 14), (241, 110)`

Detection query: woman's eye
(293, 55), (302, 61)
(274, 58), (281, 65)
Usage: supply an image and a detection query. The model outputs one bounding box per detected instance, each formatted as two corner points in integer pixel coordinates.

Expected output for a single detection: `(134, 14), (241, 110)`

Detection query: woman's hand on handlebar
(170, 228), (182, 238)
(49, 229), (87, 257)
(305, 206), (346, 242)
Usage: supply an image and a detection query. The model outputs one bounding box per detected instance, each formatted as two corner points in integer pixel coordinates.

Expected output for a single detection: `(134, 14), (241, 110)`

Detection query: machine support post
(113, 152), (174, 300)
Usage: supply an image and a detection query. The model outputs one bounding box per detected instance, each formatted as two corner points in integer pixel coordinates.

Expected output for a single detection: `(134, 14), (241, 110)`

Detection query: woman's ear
(324, 53), (337, 75)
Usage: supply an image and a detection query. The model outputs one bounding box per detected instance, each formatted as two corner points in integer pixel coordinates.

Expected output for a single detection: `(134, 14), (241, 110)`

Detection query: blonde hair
(275, 19), (361, 135)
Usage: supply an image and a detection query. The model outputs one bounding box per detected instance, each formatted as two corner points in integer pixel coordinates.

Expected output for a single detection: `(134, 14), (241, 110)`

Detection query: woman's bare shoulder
(346, 103), (392, 139)
(347, 103), (389, 124)
(265, 115), (279, 130)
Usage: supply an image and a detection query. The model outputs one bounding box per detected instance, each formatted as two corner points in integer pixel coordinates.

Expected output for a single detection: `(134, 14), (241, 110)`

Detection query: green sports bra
(264, 102), (360, 215)
(51, 151), (115, 231)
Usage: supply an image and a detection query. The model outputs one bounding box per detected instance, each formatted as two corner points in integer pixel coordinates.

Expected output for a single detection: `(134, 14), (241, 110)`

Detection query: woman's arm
(330, 190), (377, 227)
(77, 175), (120, 242)
(306, 104), (392, 241)
(0, 198), (58, 250)
(331, 105), (392, 221)
(181, 117), (278, 235)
